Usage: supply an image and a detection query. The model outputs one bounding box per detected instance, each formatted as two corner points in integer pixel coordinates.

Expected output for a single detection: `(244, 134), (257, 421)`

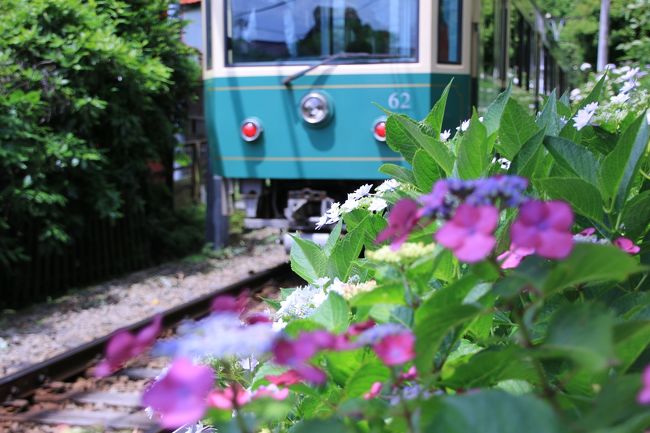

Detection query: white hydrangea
(621, 80), (637, 94)
(376, 179), (400, 194)
(368, 197), (388, 212)
(456, 119), (470, 132)
(316, 202), (341, 229)
(610, 92), (630, 104)
(573, 102), (598, 131)
(350, 184), (373, 200)
(580, 62), (591, 71)
(275, 284), (328, 320)
(570, 88), (583, 102)
(440, 129), (451, 142)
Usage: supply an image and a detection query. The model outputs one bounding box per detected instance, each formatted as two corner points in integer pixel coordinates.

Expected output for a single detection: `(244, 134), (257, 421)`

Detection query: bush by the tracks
(0, 0), (199, 266)
(99, 77), (650, 432)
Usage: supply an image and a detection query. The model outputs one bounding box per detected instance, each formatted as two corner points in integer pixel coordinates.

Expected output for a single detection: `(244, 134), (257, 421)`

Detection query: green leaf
(613, 320), (650, 372)
(542, 243), (646, 294)
(385, 114), (421, 163)
(482, 82), (512, 136)
(323, 221), (342, 256)
(456, 111), (489, 179)
(289, 419), (350, 433)
(442, 346), (538, 388)
(290, 235), (327, 283)
(621, 190), (650, 239)
(543, 136), (600, 186)
(412, 149), (442, 192)
(310, 292), (350, 333)
(350, 283), (406, 306)
(498, 98), (540, 159)
(327, 222), (365, 281)
(414, 275), (485, 374)
(542, 302), (615, 370)
(422, 80), (453, 135)
(343, 359), (391, 399)
(420, 390), (563, 433)
(575, 73), (607, 113)
(599, 114), (649, 211)
(536, 90), (561, 136)
(508, 128), (546, 178)
(378, 163), (416, 185)
(534, 177), (604, 223)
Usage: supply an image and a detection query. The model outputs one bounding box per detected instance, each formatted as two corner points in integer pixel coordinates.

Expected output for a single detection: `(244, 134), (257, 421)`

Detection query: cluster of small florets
(570, 64), (649, 131)
(418, 176), (529, 220)
(316, 179), (401, 229)
(377, 175), (574, 264)
(274, 282), (329, 324)
(329, 277), (377, 299)
(366, 242), (437, 264)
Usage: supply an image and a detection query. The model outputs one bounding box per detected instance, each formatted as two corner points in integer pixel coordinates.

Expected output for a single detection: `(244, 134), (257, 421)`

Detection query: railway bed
(0, 262), (295, 432)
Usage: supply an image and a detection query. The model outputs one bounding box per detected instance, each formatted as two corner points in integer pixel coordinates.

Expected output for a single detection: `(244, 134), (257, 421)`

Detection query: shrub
(99, 81), (650, 432)
(0, 0), (199, 265)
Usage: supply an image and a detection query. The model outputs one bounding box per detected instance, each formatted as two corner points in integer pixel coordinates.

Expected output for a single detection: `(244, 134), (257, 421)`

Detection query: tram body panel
(205, 72), (471, 180)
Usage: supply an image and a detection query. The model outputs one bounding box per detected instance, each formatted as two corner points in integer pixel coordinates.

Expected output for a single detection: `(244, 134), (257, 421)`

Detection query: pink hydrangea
(614, 237), (641, 254)
(638, 365), (650, 405)
(266, 369), (303, 387)
(373, 332), (416, 366)
(211, 292), (248, 314)
(511, 200), (574, 259)
(346, 319), (376, 336)
(435, 204), (499, 263)
(208, 383), (251, 410)
(253, 384), (290, 401)
(142, 358), (214, 428)
(363, 382), (383, 400)
(376, 199), (420, 250)
(497, 245), (535, 269)
(95, 315), (162, 377)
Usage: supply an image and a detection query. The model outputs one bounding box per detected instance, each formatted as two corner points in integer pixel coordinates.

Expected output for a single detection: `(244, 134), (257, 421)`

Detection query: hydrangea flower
(614, 237), (641, 254)
(580, 62), (591, 71)
(208, 383), (251, 410)
(275, 284), (328, 320)
(435, 204), (499, 263)
(363, 382), (383, 400)
(376, 199), (420, 250)
(611, 92), (630, 104)
(368, 197), (388, 212)
(351, 184), (373, 200)
(511, 200), (574, 259)
(573, 102), (598, 130)
(329, 277), (377, 299)
(375, 179), (400, 194)
(457, 119), (470, 132)
(373, 332), (416, 366)
(95, 315), (162, 377)
(153, 313), (276, 361)
(440, 129), (451, 142)
(497, 245), (535, 269)
(366, 242), (436, 264)
(142, 358), (214, 428)
(266, 369), (303, 387)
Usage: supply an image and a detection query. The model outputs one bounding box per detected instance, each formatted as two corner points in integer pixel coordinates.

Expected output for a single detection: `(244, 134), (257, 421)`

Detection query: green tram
(202, 0), (479, 240)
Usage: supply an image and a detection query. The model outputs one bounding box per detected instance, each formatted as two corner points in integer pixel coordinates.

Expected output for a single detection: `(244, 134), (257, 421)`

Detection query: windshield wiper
(282, 52), (403, 86)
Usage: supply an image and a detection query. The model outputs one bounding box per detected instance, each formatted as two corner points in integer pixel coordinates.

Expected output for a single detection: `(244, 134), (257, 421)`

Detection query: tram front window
(226, 0), (418, 65)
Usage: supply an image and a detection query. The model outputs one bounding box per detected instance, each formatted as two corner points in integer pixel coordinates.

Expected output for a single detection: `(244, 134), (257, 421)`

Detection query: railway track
(0, 262), (293, 433)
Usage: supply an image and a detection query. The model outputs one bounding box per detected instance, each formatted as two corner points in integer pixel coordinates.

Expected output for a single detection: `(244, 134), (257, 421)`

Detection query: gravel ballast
(0, 229), (288, 378)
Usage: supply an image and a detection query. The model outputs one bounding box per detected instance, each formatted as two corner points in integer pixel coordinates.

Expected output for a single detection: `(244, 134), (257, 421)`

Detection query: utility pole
(597, 0), (610, 71)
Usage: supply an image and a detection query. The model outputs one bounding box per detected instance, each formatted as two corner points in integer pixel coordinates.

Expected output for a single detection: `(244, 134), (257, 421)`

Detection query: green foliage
(0, 0), (199, 264)
(163, 80), (650, 433)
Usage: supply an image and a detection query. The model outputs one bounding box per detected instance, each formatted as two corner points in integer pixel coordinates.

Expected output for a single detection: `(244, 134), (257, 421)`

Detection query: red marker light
(241, 118), (262, 142)
(373, 119), (387, 141)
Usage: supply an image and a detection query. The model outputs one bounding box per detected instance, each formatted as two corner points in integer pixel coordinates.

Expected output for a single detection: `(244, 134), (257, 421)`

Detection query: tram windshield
(225, 0), (418, 65)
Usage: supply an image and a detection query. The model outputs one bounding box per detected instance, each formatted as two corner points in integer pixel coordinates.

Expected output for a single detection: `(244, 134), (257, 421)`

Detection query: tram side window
(226, 0), (418, 65)
(438, 0), (462, 64)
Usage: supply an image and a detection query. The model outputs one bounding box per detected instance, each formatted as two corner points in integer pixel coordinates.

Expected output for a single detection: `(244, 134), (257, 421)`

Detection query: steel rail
(0, 262), (291, 402)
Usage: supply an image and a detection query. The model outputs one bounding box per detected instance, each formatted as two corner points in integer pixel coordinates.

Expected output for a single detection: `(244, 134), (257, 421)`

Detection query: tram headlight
(300, 92), (331, 125)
